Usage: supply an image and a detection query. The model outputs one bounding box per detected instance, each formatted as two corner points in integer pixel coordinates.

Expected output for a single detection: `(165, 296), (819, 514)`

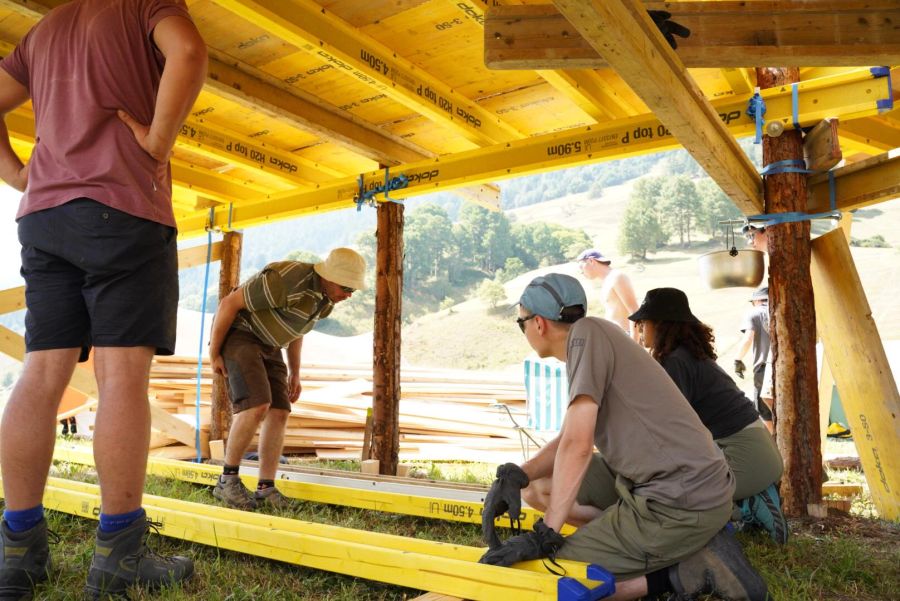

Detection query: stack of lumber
(134, 356), (534, 463)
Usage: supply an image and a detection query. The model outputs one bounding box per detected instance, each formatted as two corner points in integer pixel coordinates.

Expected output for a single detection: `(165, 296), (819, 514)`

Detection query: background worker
(737, 287), (774, 432)
(0, 1), (206, 598)
(480, 274), (767, 601)
(576, 248), (640, 340)
(209, 248), (366, 510)
(630, 287), (787, 544)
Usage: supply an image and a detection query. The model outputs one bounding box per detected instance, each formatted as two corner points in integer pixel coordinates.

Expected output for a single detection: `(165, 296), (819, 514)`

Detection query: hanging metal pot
(698, 220), (765, 289)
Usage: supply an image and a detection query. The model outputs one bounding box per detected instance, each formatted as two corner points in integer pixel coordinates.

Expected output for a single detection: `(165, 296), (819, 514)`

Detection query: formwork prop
(810, 228), (900, 520)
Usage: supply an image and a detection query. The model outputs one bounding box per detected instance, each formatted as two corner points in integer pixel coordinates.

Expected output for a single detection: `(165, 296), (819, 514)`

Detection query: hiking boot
(0, 520), (51, 601)
(669, 528), (768, 601)
(213, 476), (257, 510)
(84, 516), (193, 599)
(739, 484), (788, 544)
(254, 486), (292, 509)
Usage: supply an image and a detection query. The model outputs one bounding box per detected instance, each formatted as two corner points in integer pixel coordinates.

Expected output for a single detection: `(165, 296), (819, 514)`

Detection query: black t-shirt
(660, 346), (760, 439)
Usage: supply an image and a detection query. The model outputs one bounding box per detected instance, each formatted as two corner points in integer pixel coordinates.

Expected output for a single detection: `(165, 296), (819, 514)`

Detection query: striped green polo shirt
(233, 261), (334, 348)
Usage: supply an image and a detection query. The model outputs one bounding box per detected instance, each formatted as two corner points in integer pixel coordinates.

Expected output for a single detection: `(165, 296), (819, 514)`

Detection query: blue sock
(99, 508), (145, 533)
(3, 505), (44, 533)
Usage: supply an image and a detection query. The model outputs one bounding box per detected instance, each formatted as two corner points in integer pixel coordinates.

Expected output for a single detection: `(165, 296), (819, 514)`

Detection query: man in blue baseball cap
(576, 248), (640, 340)
(480, 274), (768, 601)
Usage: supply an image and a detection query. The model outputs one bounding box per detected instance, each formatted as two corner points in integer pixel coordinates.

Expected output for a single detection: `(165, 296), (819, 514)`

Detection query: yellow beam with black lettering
(180, 68), (890, 237)
(1, 477), (609, 600)
(52, 444), (576, 536)
(211, 0), (525, 146)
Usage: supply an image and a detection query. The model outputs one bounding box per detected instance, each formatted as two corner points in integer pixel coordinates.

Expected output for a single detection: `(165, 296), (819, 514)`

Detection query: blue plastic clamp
(557, 564), (616, 601)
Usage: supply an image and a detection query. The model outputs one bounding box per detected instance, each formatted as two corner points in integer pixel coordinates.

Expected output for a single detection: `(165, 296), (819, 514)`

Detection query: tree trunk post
(372, 200), (403, 475)
(211, 230), (242, 443)
(756, 67), (823, 516)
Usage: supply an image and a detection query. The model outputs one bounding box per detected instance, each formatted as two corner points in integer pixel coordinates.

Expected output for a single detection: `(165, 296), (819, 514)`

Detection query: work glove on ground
(734, 359), (746, 379)
(481, 462), (530, 549)
(479, 519), (565, 567)
(648, 10), (691, 50)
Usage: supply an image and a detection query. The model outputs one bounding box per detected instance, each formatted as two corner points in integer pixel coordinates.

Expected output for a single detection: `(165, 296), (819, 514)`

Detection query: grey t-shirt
(740, 304), (770, 373)
(566, 318), (735, 510)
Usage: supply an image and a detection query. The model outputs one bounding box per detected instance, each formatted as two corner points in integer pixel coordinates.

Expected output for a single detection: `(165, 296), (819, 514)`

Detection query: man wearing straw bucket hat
(208, 248), (367, 509)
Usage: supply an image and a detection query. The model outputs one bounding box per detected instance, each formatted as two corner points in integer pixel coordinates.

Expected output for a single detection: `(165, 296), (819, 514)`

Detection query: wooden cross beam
(551, 0), (763, 214)
(485, 2), (900, 70)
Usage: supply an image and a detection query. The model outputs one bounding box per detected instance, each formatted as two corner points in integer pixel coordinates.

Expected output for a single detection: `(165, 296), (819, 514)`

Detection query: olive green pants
(717, 419), (784, 500)
(556, 455), (732, 579)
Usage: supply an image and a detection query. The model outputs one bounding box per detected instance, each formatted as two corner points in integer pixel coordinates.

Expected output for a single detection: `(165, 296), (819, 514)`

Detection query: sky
(0, 185), (24, 290)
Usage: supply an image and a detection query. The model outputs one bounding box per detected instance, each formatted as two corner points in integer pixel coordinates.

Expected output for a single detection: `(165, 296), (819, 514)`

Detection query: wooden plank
(177, 241), (223, 270)
(803, 119), (842, 173)
(0, 286), (25, 315)
(552, 0), (762, 214)
(484, 3), (900, 69)
(810, 228), (900, 521)
(807, 153), (900, 213)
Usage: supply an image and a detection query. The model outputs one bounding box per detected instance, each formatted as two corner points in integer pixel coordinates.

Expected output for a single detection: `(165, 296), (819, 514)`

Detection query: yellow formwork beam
(0, 477), (610, 600)
(52, 445), (577, 536)
(181, 68), (891, 237)
(807, 153), (900, 213)
(810, 229), (900, 521)
(211, 0), (525, 146)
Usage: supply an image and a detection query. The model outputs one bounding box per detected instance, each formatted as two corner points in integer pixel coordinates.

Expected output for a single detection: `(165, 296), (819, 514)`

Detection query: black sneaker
(669, 528), (769, 600)
(84, 516), (193, 599)
(0, 519), (51, 601)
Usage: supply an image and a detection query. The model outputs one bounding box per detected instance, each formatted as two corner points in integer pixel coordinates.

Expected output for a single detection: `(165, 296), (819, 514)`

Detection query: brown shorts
(221, 328), (290, 413)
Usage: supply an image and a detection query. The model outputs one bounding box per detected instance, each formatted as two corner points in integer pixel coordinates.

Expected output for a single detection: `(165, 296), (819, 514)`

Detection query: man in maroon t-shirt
(0, 1), (206, 598)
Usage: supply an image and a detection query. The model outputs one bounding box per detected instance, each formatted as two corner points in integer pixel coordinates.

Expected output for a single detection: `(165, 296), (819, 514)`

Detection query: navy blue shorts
(17, 198), (178, 361)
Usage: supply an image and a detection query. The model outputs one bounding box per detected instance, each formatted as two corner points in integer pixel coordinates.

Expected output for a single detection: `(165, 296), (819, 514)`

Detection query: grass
(5, 440), (895, 600)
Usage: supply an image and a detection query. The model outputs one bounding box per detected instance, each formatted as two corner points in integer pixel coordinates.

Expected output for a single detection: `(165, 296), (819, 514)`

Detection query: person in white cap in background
(208, 248), (367, 509)
(576, 249), (640, 340)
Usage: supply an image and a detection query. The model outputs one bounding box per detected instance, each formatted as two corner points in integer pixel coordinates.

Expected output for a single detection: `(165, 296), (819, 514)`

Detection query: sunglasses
(516, 314), (537, 333)
(339, 285), (355, 294)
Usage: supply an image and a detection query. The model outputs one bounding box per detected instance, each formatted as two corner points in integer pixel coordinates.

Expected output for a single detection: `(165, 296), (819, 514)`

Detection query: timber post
(756, 67), (823, 516)
(211, 230), (243, 443)
(372, 199), (404, 475)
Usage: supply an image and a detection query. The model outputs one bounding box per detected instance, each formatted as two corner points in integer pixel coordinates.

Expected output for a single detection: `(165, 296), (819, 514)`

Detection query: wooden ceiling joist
(485, 3), (900, 70)
(211, 0), (525, 146)
(552, 0), (763, 214)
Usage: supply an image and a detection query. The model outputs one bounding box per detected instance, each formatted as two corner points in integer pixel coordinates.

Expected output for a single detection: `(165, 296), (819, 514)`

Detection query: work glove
(479, 519), (565, 567)
(734, 359), (747, 379)
(481, 463), (530, 549)
(648, 10), (691, 50)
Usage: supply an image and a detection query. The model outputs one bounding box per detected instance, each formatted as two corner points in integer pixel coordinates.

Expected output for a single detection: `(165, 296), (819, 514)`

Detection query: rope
(194, 230), (214, 463)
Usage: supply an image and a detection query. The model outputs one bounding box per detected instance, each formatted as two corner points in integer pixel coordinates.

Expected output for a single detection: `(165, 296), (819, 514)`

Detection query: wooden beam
(372, 201), (403, 476)
(211, 232), (243, 443)
(803, 118), (842, 173)
(839, 117), (900, 153)
(810, 228), (900, 521)
(759, 67), (822, 517)
(808, 154), (900, 213)
(177, 241), (224, 270)
(211, 0), (525, 146)
(485, 3), (900, 69)
(552, 0), (763, 213)
(0, 287), (25, 316)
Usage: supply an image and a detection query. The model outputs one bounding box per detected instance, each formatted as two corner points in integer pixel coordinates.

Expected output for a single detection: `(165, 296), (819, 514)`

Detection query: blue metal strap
(745, 91), (766, 144)
(355, 167), (410, 211)
(870, 67), (894, 112)
(747, 209), (840, 228)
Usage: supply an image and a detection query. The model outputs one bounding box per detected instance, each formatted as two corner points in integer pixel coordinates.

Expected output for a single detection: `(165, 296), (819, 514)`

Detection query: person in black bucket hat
(629, 288), (788, 545)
